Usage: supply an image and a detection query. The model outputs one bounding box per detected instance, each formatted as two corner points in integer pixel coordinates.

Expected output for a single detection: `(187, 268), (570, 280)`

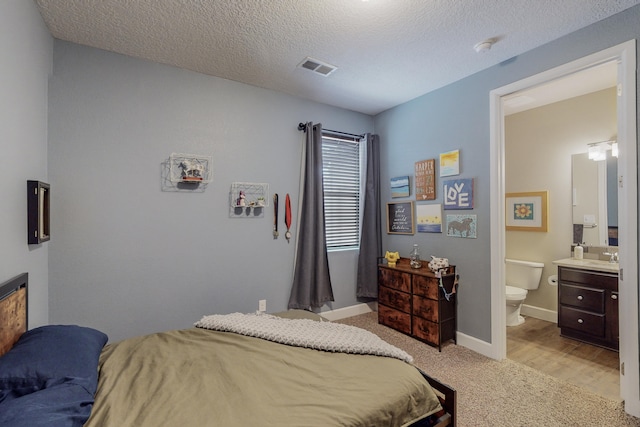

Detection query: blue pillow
(0, 382), (94, 427)
(0, 325), (107, 403)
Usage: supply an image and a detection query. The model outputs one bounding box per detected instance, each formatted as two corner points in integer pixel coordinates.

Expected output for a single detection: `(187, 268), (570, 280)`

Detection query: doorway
(502, 71), (620, 400)
(489, 40), (639, 417)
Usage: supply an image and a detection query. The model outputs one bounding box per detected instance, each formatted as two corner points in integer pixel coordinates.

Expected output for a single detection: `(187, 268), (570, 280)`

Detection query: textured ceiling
(35, 0), (640, 115)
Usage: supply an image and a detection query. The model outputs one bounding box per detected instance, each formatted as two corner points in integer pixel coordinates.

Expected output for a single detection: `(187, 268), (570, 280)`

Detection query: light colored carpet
(336, 312), (640, 427)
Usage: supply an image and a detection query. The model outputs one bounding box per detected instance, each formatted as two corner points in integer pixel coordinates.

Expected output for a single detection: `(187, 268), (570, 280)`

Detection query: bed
(0, 273), (456, 427)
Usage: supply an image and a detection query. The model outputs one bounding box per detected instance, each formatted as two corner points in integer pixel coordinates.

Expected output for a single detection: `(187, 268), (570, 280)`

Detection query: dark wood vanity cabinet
(557, 266), (619, 351)
(378, 259), (456, 351)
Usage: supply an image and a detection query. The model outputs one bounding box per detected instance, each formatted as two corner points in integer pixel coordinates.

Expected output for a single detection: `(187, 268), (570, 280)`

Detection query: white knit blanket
(194, 312), (413, 363)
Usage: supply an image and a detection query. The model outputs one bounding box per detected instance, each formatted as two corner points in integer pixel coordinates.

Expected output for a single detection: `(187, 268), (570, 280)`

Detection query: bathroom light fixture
(588, 144), (606, 161)
(587, 140), (616, 161)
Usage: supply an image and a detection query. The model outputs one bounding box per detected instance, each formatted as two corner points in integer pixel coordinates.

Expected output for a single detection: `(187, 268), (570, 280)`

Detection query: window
(322, 133), (362, 250)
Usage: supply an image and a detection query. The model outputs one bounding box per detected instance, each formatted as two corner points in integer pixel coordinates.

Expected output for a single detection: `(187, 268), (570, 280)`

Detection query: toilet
(505, 258), (544, 327)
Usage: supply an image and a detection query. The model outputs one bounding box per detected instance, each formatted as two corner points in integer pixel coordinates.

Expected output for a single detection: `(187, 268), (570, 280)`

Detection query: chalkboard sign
(386, 201), (414, 234)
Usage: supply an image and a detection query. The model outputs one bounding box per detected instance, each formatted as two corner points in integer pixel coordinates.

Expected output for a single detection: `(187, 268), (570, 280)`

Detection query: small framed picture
(416, 203), (442, 233)
(440, 150), (460, 177)
(386, 201), (415, 235)
(443, 178), (474, 210)
(415, 159), (436, 200)
(505, 191), (548, 232)
(446, 214), (477, 238)
(390, 176), (410, 198)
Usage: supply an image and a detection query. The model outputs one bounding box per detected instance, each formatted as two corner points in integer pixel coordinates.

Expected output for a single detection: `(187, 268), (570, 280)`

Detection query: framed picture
(390, 176), (410, 198)
(506, 191), (548, 232)
(443, 178), (474, 210)
(439, 149), (460, 177)
(446, 214), (477, 238)
(415, 159), (436, 200)
(27, 180), (51, 244)
(386, 201), (415, 234)
(416, 203), (442, 233)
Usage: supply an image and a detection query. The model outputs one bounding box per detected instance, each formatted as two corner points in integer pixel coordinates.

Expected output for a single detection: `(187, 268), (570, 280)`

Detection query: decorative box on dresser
(378, 258), (457, 351)
(556, 262), (619, 351)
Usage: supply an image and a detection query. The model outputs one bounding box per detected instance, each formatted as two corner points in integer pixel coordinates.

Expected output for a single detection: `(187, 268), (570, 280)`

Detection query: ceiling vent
(298, 57), (337, 76)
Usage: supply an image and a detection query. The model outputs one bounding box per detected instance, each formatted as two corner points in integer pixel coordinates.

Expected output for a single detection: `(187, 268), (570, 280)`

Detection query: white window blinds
(322, 135), (361, 250)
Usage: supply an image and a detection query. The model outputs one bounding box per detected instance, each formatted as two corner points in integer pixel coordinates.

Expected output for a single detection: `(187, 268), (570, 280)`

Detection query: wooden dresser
(378, 258), (457, 351)
(557, 265), (619, 351)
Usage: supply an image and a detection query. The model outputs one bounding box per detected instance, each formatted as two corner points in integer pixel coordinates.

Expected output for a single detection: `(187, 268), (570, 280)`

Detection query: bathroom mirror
(571, 152), (618, 246)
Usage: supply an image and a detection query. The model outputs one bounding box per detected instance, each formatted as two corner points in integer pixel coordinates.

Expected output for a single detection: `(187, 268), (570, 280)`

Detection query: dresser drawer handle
(611, 294), (618, 300)
(577, 295), (583, 301)
(577, 318), (584, 324)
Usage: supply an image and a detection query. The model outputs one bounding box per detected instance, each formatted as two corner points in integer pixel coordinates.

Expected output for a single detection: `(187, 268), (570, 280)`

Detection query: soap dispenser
(574, 243), (583, 260)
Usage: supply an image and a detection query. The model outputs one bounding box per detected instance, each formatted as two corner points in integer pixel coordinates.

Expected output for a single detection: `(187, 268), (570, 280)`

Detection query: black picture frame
(27, 180), (50, 244)
(386, 201), (414, 235)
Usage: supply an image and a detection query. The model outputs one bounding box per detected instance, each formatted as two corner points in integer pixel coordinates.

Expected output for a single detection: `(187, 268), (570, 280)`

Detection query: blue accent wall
(5, 1), (640, 346)
(47, 42), (373, 342)
(374, 5), (640, 342)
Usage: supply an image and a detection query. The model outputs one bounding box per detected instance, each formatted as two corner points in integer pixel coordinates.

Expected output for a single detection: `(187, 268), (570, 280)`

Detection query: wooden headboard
(0, 273), (28, 357)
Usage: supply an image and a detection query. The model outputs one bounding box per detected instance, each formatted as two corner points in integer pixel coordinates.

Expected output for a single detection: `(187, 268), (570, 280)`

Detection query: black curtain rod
(297, 122), (364, 139)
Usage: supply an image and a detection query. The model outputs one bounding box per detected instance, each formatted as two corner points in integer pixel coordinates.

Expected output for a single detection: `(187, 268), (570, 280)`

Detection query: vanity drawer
(559, 283), (605, 312)
(558, 267), (618, 291)
(379, 285), (411, 313)
(378, 268), (411, 293)
(559, 306), (605, 337)
(378, 304), (411, 334)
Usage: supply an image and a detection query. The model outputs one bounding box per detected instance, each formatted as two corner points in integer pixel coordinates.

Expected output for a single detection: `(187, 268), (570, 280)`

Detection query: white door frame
(489, 40), (639, 416)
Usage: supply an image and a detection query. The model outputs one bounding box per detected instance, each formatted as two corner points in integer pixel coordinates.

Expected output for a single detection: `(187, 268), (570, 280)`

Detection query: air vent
(298, 57), (337, 76)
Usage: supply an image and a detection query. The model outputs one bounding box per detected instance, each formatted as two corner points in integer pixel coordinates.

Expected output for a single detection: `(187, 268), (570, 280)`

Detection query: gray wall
(374, 5), (640, 343)
(0, 0), (52, 328)
(7, 1), (640, 349)
(48, 42), (373, 342)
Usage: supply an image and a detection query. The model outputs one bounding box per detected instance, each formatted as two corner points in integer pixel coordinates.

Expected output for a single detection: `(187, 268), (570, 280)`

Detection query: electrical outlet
(258, 299), (266, 312)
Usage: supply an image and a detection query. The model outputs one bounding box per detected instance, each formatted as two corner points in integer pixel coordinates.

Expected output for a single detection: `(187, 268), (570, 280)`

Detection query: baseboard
(328, 303), (497, 359)
(455, 332), (496, 359)
(320, 302), (377, 321)
(521, 304), (557, 323)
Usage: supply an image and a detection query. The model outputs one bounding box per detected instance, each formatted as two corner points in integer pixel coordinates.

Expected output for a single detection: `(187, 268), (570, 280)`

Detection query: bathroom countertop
(552, 258), (619, 273)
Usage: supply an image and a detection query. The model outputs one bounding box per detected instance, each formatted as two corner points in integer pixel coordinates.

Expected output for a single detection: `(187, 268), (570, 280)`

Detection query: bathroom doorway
(503, 65), (619, 400)
(489, 40), (639, 417)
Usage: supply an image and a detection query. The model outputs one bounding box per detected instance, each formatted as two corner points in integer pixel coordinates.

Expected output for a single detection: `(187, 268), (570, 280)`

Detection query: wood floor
(507, 316), (620, 401)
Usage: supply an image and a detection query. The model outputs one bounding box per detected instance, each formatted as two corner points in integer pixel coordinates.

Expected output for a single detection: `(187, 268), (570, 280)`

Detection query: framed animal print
(446, 214), (476, 238)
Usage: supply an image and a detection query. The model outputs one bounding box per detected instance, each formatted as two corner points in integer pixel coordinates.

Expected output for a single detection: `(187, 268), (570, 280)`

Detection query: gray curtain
(356, 134), (381, 298)
(288, 122), (334, 309)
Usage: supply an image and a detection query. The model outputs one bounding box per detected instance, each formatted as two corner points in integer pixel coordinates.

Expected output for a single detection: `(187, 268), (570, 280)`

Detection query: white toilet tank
(505, 258), (544, 290)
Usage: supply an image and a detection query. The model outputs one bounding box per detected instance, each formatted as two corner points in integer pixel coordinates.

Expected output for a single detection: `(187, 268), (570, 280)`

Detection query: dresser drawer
(559, 306), (605, 337)
(379, 286), (411, 313)
(413, 275), (439, 299)
(378, 304), (411, 334)
(412, 316), (439, 345)
(412, 296), (438, 321)
(559, 283), (605, 312)
(377, 261), (457, 351)
(378, 268), (411, 293)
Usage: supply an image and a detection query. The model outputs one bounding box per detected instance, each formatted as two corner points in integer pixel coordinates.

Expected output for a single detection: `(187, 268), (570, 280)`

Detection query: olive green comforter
(85, 323), (441, 426)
